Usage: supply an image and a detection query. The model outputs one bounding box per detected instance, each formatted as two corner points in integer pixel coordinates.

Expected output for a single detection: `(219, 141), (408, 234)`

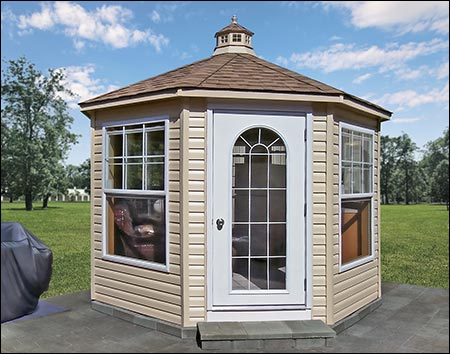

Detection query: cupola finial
(232, 15), (237, 24)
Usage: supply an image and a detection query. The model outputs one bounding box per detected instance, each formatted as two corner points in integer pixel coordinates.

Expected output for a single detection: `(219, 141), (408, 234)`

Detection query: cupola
(213, 15), (255, 55)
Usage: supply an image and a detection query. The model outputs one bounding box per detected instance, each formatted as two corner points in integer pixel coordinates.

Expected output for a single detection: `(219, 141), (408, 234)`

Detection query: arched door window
(231, 127), (287, 290)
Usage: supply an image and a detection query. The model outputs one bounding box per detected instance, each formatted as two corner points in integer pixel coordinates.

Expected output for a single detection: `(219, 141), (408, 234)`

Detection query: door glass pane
(250, 154), (268, 188)
(233, 190), (249, 222)
(231, 127), (287, 291)
(269, 259), (286, 289)
(269, 190), (286, 222)
(250, 259), (267, 290)
(250, 224), (267, 256)
(250, 190), (267, 222)
(233, 155), (249, 188)
(269, 224), (286, 257)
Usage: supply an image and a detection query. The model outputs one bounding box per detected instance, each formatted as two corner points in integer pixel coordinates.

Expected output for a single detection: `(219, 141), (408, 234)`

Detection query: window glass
(231, 127), (287, 290)
(341, 199), (371, 264)
(104, 121), (167, 268)
(106, 123), (165, 191)
(341, 127), (373, 195)
(341, 125), (374, 268)
(107, 196), (166, 264)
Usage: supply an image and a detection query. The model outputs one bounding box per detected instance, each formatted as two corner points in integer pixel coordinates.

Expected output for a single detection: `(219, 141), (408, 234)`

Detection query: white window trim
(101, 116), (169, 272)
(339, 122), (375, 273)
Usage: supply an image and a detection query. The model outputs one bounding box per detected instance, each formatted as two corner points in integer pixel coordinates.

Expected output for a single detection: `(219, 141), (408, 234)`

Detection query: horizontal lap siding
(183, 108), (207, 327)
(332, 118), (381, 324)
(90, 103), (183, 325)
(311, 116), (328, 322)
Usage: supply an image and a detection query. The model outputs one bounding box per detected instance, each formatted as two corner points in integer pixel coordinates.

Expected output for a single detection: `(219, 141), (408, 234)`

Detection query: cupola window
(232, 33), (242, 42)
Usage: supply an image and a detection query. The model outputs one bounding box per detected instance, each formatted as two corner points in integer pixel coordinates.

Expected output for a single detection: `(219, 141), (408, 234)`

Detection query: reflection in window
(231, 127), (287, 291)
(341, 199), (371, 264)
(107, 196), (166, 264)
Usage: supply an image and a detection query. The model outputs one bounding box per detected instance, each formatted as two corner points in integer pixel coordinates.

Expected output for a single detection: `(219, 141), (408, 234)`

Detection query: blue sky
(1, 1), (448, 166)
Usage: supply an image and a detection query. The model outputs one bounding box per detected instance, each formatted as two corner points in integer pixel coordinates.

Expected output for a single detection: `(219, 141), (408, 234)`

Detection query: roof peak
(213, 16), (255, 56)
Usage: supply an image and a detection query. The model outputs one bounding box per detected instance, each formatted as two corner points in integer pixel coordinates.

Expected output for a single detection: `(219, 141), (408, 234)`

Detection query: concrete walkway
(1, 282), (448, 353)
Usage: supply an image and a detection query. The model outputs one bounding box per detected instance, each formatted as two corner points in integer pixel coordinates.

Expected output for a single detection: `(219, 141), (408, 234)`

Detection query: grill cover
(1, 222), (53, 322)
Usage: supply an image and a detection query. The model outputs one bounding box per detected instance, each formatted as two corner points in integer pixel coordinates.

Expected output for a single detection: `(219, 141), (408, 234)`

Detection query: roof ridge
(197, 54), (238, 86)
(241, 54), (343, 94)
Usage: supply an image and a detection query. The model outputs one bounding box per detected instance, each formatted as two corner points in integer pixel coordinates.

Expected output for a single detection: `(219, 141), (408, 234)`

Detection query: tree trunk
(25, 192), (33, 211)
(42, 193), (50, 209)
(9, 196), (13, 203)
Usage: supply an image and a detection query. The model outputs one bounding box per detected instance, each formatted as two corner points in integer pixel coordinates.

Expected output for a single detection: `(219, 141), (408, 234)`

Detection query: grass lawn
(1, 201), (90, 298)
(1, 202), (448, 300)
(381, 204), (449, 289)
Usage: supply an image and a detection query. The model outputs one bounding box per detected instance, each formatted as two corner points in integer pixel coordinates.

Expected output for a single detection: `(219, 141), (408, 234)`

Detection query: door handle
(216, 218), (224, 230)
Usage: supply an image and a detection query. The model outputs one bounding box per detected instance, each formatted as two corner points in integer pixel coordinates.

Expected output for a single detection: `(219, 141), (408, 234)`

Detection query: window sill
(339, 255), (374, 273)
(102, 253), (169, 272)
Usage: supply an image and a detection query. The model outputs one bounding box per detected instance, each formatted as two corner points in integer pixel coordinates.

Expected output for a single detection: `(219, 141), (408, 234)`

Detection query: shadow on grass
(5, 206), (63, 211)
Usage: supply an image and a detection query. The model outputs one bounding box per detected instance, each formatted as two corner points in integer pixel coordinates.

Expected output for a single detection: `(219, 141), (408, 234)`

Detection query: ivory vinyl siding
(90, 101), (184, 326)
(311, 115), (328, 322)
(311, 112), (381, 325)
(181, 104), (208, 327)
(331, 114), (381, 324)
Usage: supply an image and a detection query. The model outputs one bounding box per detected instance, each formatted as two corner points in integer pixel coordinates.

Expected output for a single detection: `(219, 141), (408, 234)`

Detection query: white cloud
(436, 61), (449, 79)
(288, 38), (448, 73)
(374, 82), (449, 110)
(18, 4), (54, 30)
(323, 1), (449, 35)
(1, 7), (17, 29)
(394, 67), (425, 81)
(151, 10), (161, 23)
(73, 39), (85, 52)
(14, 2), (169, 52)
(329, 35), (342, 41)
(151, 2), (188, 23)
(353, 73), (372, 84)
(57, 65), (120, 109)
(275, 56), (289, 67)
(390, 117), (421, 124)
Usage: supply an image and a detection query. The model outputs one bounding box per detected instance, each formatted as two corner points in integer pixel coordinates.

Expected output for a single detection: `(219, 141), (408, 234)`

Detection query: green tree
(422, 127), (449, 208)
(380, 135), (399, 204)
(1, 57), (79, 210)
(66, 158), (91, 194)
(396, 133), (420, 205)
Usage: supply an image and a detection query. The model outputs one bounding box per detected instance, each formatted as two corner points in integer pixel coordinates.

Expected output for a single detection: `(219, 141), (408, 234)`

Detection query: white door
(211, 112), (306, 307)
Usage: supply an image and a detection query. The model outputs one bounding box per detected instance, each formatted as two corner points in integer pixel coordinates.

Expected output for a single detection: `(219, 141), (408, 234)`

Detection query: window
(340, 123), (374, 271)
(232, 33), (242, 42)
(103, 120), (167, 269)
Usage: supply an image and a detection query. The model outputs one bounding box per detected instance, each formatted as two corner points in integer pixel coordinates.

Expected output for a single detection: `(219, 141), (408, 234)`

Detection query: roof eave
(79, 88), (391, 121)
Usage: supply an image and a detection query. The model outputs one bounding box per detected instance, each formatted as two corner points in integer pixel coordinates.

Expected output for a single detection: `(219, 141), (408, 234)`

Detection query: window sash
(339, 123), (375, 272)
(102, 118), (168, 271)
(340, 125), (374, 196)
(104, 122), (166, 192)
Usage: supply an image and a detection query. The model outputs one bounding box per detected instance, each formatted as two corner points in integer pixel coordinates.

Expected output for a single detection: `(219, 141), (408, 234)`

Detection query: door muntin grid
(231, 127), (287, 291)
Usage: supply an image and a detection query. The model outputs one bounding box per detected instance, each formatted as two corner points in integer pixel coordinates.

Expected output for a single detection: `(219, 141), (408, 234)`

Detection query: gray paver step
(197, 320), (336, 350)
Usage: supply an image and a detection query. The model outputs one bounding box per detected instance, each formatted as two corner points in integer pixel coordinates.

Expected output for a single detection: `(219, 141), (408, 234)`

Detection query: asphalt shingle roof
(79, 53), (391, 116)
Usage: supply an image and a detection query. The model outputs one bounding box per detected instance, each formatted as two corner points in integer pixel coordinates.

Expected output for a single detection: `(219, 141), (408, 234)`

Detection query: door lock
(216, 218), (224, 230)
